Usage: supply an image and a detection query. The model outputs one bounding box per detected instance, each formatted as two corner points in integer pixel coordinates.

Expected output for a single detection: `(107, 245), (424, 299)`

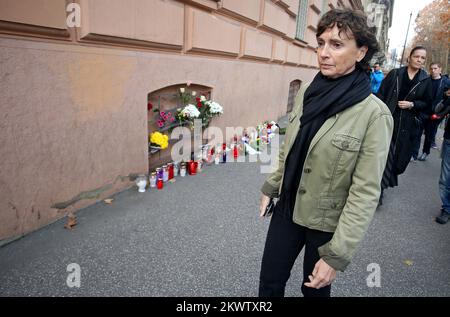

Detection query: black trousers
(429, 118), (445, 147)
(413, 118), (443, 156)
(412, 118), (425, 158)
(259, 208), (334, 297)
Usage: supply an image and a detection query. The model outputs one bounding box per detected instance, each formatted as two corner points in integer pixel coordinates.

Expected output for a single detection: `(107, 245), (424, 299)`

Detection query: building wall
(360, 0), (394, 65)
(0, 0), (358, 242)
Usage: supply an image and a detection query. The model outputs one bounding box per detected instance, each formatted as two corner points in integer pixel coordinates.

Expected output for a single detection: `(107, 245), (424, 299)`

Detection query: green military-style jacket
(261, 83), (393, 271)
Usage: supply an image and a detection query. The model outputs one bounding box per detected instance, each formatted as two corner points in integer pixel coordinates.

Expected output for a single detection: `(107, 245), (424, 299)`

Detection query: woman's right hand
(259, 194), (271, 218)
(398, 101), (414, 109)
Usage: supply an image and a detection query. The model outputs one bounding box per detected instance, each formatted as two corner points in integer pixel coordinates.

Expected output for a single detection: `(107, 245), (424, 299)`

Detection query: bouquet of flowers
(207, 100), (224, 115)
(149, 131), (169, 150)
(153, 87), (224, 129)
(150, 96), (177, 131)
(193, 95), (223, 127)
(156, 110), (176, 129)
(175, 104), (201, 126)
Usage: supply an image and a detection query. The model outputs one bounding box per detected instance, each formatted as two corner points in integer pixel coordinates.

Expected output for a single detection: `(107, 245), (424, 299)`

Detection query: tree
(411, 0), (450, 73)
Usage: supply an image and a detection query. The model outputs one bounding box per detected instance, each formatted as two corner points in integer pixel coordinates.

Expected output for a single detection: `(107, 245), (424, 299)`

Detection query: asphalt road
(1, 124), (449, 297)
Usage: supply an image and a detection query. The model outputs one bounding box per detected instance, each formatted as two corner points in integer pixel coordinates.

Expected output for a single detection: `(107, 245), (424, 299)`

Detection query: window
(295, 0), (308, 41)
(287, 80), (302, 113)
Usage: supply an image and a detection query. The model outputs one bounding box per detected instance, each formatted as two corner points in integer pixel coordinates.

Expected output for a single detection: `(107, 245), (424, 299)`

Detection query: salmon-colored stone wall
(219, 0), (261, 23)
(261, 0), (289, 35)
(0, 0), (67, 29)
(242, 28), (273, 60)
(79, 0), (185, 46)
(0, 0), (359, 242)
(0, 37), (317, 241)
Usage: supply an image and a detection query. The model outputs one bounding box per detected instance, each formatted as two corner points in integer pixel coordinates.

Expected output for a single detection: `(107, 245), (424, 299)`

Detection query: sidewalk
(1, 127), (449, 296)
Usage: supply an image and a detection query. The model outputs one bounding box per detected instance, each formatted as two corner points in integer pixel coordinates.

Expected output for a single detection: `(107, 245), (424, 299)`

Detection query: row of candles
(137, 143), (237, 192)
(138, 123), (277, 193)
(150, 160), (196, 190)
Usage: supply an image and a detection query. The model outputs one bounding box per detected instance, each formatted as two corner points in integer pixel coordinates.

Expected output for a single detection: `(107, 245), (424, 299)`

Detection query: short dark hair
(430, 62), (441, 68)
(316, 8), (379, 70)
(409, 46), (427, 57)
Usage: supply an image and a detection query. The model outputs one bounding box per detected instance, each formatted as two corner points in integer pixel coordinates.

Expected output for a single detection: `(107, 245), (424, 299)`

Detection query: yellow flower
(150, 132), (169, 149)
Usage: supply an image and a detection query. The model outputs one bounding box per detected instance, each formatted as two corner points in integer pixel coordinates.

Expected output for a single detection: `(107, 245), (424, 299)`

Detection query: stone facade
(0, 0), (361, 242)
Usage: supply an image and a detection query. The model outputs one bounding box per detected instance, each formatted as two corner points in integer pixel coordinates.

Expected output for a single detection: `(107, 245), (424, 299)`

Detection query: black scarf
(278, 69), (371, 217)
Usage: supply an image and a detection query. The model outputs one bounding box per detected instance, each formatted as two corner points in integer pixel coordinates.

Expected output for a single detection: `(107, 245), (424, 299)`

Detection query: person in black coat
(414, 64), (450, 161)
(434, 90), (450, 224)
(376, 46), (433, 200)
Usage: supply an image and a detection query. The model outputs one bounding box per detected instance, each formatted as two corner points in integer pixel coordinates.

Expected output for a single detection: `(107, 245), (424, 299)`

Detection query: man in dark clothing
(434, 89), (450, 224)
(414, 63), (450, 161)
(376, 46), (432, 202)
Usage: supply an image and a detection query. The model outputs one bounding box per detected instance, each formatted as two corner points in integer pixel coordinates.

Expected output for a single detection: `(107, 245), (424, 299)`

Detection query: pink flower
(157, 120), (164, 128)
(170, 118), (175, 122)
(167, 112), (172, 117)
(160, 111), (166, 116)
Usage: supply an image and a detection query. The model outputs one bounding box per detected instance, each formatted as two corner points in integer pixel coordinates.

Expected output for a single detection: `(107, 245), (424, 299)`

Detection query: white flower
(208, 101), (223, 114)
(180, 88), (185, 93)
(181, 104), (200, 118)
(200, 95), (207, 102)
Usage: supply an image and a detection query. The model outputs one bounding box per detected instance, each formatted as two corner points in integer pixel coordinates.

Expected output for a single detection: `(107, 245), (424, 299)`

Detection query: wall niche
(147, 83), (212, 171)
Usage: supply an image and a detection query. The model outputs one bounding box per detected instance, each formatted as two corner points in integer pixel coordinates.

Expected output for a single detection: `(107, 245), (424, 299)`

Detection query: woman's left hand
(259, 194), (271, 218)
(304, 259), (336, 289)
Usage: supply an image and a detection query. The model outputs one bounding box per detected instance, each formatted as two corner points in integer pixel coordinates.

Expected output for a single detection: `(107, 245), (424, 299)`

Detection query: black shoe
(436, 212), (450, 224)
(418, 153), (428, 161)
(410, 156), (417, 162)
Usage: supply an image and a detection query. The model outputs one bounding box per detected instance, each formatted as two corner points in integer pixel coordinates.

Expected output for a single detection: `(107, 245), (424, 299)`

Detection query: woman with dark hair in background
(258, 8), (393, 297)
(377, 46), (432, 204)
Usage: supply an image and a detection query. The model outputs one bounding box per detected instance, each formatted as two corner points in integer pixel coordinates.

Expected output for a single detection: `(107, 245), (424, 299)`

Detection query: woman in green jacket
(258, 9), (393, 297)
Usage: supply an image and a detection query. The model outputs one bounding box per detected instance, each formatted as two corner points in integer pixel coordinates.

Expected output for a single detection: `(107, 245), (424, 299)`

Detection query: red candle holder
(157, 178), (163, 190)
(168, 163), (174, 180)
(188, 160), (197, 175)
(233, 144), (238, 159)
